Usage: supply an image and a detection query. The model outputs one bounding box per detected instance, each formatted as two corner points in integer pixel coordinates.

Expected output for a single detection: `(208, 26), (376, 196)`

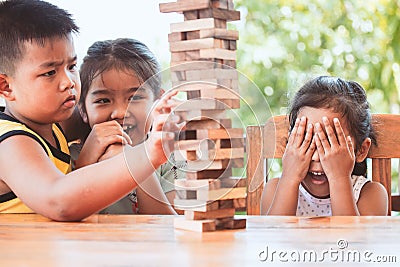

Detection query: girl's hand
(75, 121), (132, 169)
(281, 116), (315, 185)
(144, 90), (181, 168)
(314, 117), (355, 183)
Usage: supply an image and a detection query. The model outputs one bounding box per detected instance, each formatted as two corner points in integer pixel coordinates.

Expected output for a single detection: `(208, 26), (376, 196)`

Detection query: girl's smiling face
(297, 106), (352, 197)
(83, 68), (156, 145)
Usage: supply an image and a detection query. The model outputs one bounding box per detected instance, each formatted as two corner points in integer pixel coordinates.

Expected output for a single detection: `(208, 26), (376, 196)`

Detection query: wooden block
(175, 109), (226, 121)
(197, 128), (244, 139)
(211, 0), (228, 9)
(209, 147), (245, 160)
(171, 52), (186, 62)
(183, 10), (199, 20)
(186, 31), (201, 40)
(174, 150), (197, 161)
(185, 50), (200, 61)
(185, 160), (221, 171)
(175, 139), (212, 151)
(186, 168), (232, 180)
(168, 32), (186, 42)
(222, 60), (237, 68)
(216, 217), (246, 230)
(174, 199), (219, 212)
(194, 88), (239, 100)
(185, 158), (240, 171)
(173, 82), (224, 92)
(176, 190), (197, 199)
(175, 179), (221, 191)
(160, 0), (210, 13)
(171, 18), (226, 32)
(185, 208), (235, 220)
(174, 217), (216, 232)
(219, 177), (247, 188)
(174, 98), (227, 111)
(217, 139), (242, 149)
(174, 97), (239, 111)
(177, 128), (243, 141)
(200, 48), (236, 60)
(196, 187), (247, 201)
(170, 60), (222, 72)
(169, 38), (223, 52)
(227, 0), (234, 10)
(230, 40), (237, 50)
(217, 138), (245, 149)
(185, 119), (231, 130)
(200, 28), (239, 40)
(233, 198), (247, 209)
(185, 68), (238, 80)
(222, 40), (230, 49)
(218, 199), (234, 209)
(171, 70), (186, 82)
(199, 7), (240, 21)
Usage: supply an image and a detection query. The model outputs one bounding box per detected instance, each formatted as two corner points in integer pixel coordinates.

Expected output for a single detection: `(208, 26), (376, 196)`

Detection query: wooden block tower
(160, 0), (246, 232)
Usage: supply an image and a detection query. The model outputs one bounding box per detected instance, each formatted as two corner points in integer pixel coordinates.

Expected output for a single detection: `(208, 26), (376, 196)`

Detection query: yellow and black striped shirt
(0, 112), (71, 213)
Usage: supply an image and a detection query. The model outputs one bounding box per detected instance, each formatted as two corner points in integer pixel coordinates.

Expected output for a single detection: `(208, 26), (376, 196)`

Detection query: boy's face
(6, 34), (80, 124)
(83, 68), (156, 145)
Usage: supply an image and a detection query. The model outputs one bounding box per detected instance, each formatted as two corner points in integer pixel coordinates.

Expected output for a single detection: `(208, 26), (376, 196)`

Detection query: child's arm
(314, 117), (388, 215)
(0, 92), (178, 221)
(136, 173), (177, 215)
(357, 181), (388, 215)
(75, 121), (132, 169)
(314, 117), (359, 215)
(262, 117), (315, 215)
(97, 143), (177, 215)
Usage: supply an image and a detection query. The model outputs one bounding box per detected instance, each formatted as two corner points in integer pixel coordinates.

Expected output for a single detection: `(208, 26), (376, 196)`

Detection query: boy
(0, 0), (177, 221)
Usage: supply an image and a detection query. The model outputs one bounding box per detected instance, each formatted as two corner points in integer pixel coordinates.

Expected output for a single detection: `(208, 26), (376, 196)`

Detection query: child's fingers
(322, 116), (338, 147)
(294, 116), (307, 148)
(152, 113), (180, 132)
(315, 122), (329, 152)
(287, 118), (300, 145)
(153, 89), (179, 115)
(333, 118), (346, 146)
(306, 136), (316, 156)
(314, 133), (325, 156)
(346, 135), (355, 158)
(121, 131), (133, 145)
(300, 123), (313, 151)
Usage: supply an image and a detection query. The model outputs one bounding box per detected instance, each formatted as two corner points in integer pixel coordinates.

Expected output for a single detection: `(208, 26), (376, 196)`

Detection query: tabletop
(0, 214), (399, 267)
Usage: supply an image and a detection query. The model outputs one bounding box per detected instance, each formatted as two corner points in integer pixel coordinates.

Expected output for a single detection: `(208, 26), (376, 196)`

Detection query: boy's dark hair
(79, 38), (161, 116)
(0, 0), (79, 75)
(288, 76), (375, 176)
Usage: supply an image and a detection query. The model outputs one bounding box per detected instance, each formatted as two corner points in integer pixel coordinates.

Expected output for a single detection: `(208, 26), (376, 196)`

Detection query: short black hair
(0, 0), (79, 75)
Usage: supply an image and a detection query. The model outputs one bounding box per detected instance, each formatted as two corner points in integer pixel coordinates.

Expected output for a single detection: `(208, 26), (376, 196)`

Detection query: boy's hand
(281, 116), (315, 185)
(314, 117), (355, 183)
(144, 90), (181, 168)
(99, 143), (124, 162)
(75, 121), (132, 168)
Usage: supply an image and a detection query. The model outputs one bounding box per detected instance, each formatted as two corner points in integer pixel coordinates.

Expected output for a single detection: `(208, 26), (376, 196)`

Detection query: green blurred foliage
(234, 0), (400, 118)
(233, 0), (400, 195)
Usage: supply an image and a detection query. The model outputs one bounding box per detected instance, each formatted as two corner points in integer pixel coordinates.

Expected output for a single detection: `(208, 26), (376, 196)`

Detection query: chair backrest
(246, 114), (400, 215)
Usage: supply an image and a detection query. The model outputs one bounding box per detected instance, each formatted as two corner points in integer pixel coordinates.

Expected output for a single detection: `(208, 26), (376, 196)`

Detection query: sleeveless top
(296, 175), (369, 216)
(0, 112), (71, 213)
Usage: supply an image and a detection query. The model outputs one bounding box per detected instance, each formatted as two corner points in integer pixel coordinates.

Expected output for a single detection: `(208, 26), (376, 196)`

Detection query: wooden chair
(246, 114), (400, 215)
